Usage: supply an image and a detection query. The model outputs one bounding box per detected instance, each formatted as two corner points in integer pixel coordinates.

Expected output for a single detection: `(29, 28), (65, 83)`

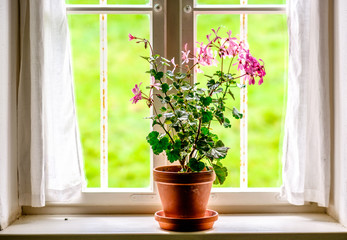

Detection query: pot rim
(153, 165), (215, 184)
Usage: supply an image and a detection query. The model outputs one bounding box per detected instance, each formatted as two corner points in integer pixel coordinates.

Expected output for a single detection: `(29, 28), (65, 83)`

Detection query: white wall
(0, 0), (20, 230)
(328, 0), (347, 227)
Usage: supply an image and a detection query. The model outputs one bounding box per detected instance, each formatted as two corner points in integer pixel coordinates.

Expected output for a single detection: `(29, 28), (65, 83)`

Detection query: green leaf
(213, 87), (223, 94)
(161, 62), (170, 67)
(149, 69), (156, 76)
(166, 149), (180, 163)
(146, 131), (159, 145)
(161, 83), (170, 93)
(166, 70), (174, 78)
(228, 90), (235, 100)
(206, 146), (229, 159)
(223, 118), (231, 128)
(164, 112), (175, 118)
(152, 120), (159, 127)
(161, 57), (170, 63)
(173, 82), (180, 90)
(140, 56), (150, 61)
(201, 96), (212, 107)
(155, 71), (164, 80)
(160, 107), (167, 112)
(201, 110), (213, 123)
(175, 110), (189, 121)
(232, 107), (243, 119)
(207, 79), (219, 91)
(213, 164), (228, 185)
(201, 127), (209, 136)
(173, 139), (182, 150)
(146, 131), (170, 155)
(189, 158), (205, 172)
(215, 140), (225, 148)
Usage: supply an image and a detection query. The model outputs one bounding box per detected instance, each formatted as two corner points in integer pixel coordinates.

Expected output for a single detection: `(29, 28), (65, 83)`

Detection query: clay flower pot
(153, 165), (218, 231)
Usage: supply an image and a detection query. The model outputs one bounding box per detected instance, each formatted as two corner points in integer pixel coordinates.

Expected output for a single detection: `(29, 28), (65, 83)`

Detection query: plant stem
(189, 118), (202, 160)
(147, 40), (154, 58)
(227, 56), (235, 74)
(152, 102), (175, 144)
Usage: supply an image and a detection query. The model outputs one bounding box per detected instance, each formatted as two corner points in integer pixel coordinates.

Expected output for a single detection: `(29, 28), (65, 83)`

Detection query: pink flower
(150, 76), (161, 90)
(211, 27), (221, 42)
(130, 82), (142, 104)
(182, 43), (192, 64)
(128, 33), (136, 41)
(196, 42), (218, 67)
(171, 57), (177, 72)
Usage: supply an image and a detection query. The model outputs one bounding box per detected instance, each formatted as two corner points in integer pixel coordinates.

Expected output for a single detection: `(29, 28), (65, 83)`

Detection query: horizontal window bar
(66, 4), (153, 14)
(83, 188), (153, 193)
(194, 4), (286, 14)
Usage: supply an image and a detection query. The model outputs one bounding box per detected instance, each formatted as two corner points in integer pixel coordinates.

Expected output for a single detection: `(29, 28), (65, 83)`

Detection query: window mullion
(182, 0), (194, 86)
(240, 0), (248, 189)
(100, 0), (108, 189)
(152, 0), (167, 188)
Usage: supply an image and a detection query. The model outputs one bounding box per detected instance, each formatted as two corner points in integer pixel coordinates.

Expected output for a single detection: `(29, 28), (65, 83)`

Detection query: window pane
(68, 14), (101, 188)
(66, 0), (99, 4)
(247, 14), (287, 187)
(108, 14), (151, 188)
(107, 0), (149, 4)
(196, 15), (241, 188)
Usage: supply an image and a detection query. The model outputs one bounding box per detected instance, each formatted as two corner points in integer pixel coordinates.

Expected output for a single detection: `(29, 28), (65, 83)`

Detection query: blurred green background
(67, 0), (287, 188)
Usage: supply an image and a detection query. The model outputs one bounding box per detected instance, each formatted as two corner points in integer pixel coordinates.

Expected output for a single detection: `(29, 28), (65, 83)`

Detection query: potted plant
(129, 28), (265, 231)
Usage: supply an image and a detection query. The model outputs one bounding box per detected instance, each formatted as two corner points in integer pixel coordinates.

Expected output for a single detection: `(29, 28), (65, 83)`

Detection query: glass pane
(108, 14), (151, 188)
(66, 0), (99, 4)
(196, 15), (241, 188)
(108, 0), (149, 4)
(247, 14), (287, 187)
(68, 14), (101, 188)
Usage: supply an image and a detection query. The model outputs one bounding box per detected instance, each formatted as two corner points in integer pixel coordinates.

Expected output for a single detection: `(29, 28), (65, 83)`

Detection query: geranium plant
(129, 28), (265, 184)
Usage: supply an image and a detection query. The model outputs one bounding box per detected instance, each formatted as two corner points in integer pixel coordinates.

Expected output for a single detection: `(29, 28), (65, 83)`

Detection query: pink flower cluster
(237, 50), (266, 85)
(180, 27), (265, 85)
(195, 42), (218, 67)
(130, 83), (142, 104)
(128, 28), (266, 105)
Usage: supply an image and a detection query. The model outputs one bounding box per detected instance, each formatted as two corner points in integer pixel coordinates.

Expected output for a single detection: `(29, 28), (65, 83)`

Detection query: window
(55, 0), (292, 212)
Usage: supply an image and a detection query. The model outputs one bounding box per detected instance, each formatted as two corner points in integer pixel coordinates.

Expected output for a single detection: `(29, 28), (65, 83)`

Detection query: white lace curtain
(17, 0), (84, 207)
(281, 0), (331, 207)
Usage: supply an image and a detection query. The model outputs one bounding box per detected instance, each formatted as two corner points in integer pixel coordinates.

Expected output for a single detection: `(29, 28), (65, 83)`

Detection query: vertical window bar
(240, 0), (248, 189)
(100, 0), (108, 188)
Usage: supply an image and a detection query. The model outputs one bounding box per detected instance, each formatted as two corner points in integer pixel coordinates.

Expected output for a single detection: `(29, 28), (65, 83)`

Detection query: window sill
(0, 213), (346, 240)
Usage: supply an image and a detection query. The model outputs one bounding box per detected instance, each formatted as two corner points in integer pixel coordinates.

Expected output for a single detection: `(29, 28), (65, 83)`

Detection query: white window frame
(22, 0), (325, 215)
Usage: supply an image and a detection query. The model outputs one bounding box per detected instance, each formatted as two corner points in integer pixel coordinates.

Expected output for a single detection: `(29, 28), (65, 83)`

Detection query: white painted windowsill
(0, 213), (346, 240)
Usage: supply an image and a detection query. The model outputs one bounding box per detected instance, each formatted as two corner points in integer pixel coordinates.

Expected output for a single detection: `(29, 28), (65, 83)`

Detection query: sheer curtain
(17, 0), (84, 207)
(281, 0), (331, 207)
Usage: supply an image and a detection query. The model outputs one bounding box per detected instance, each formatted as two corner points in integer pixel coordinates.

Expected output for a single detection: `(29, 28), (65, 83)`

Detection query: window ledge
(0, 213), (346, 240)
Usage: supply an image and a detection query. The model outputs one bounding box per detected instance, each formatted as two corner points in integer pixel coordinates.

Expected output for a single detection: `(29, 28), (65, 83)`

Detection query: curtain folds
(18, 0), (84, 207)
(281, 0), (331, 207)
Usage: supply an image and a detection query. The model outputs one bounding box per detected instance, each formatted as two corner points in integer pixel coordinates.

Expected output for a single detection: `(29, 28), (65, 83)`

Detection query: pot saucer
(154, 209), (218, 231)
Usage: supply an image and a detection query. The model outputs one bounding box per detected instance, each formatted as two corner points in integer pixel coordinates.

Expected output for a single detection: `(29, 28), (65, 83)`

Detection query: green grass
(68, 11), (287, 188)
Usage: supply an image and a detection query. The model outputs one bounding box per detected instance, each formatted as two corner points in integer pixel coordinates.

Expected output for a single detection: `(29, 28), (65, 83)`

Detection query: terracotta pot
(153, 165), (215, 218)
